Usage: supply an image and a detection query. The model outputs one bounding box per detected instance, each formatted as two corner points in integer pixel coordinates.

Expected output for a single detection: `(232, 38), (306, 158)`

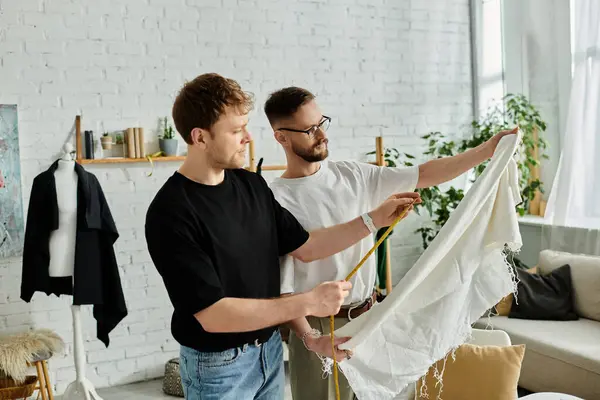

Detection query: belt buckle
(254, 338), (262, 347)
(347, 295), (374, 322)
(347, 301), (363, 322)
(367, 294), (374, 308)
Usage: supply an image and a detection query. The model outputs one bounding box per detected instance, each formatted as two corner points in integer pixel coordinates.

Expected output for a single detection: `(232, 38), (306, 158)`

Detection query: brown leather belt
(334, 291), (377, 320)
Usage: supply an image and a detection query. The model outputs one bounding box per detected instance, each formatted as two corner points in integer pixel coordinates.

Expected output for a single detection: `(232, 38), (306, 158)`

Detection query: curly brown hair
(172, 73), (254, 144)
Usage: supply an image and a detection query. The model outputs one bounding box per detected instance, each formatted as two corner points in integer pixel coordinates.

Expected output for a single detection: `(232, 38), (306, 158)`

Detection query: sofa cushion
(415, 343), (525, 400)
(474, 316), (600, 375)
(509, 264), (578, 321)
(495, 266), (539, 316)
(538, 250), (600, 321)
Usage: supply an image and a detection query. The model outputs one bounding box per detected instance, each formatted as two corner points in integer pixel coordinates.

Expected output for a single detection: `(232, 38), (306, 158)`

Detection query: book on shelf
(84, 130), (94, 159)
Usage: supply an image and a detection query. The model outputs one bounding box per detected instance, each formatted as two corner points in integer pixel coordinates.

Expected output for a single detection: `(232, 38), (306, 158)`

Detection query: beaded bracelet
(299, 328), (322, 351)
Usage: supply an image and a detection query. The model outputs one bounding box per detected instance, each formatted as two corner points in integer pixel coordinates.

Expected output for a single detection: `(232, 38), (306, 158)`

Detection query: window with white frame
(474, 0), (505, 117)
(475, 0), (574, 200)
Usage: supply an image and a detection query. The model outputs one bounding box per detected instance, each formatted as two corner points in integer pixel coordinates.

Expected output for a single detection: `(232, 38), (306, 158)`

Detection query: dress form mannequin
(50, 143), (103, 400)
(49, 145), (77, 278)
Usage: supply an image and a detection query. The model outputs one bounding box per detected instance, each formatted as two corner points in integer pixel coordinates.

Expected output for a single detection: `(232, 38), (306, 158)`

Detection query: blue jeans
(179, 330), (284, 399)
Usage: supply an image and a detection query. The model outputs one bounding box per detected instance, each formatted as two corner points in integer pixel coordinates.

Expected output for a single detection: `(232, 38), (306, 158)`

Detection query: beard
(291, 139), (329, 162)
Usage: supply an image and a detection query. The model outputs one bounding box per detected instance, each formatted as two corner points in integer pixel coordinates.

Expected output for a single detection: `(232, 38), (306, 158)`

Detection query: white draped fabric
(334, 133), (523, 400)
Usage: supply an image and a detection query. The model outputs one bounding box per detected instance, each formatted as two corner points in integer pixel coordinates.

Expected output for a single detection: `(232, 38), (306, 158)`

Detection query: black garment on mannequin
(21, 160), (127, 347)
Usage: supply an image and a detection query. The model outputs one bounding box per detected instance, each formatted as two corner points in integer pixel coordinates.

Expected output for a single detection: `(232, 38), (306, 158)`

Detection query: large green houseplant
(371, 93), (548, 250)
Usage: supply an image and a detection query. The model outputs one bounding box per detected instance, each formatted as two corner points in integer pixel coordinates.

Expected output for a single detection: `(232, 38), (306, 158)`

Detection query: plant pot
(100, 136), (112, 150)
(159, 138), (178, 156)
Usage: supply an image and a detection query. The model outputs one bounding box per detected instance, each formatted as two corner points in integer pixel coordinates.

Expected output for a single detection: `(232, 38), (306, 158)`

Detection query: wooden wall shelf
(80, 156), (185, 164)
(75, 115), (186, 165)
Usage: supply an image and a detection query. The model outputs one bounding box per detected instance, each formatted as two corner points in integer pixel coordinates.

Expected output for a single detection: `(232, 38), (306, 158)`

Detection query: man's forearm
(195, 293), (314, 333)
(284, 292), (316, 338)
(417, 141), (492, 188)
(288, 316), (314, 338)
(291, 216), (369, 263)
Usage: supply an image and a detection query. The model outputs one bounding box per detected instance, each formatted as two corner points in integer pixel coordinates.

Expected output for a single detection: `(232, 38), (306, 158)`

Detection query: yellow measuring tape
(330, 200), (416, 400)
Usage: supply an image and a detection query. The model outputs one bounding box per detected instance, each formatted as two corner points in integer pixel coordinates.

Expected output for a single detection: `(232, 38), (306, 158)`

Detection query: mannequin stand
(62, 306), (103, 400)
(53, 144), (103, 400)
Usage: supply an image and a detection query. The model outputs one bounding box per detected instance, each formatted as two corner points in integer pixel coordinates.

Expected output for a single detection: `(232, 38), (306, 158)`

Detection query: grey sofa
(474, 249), (600, 399)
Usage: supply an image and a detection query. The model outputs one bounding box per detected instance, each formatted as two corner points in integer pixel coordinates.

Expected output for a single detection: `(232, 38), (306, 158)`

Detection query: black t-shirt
(145, 169), (309, 352)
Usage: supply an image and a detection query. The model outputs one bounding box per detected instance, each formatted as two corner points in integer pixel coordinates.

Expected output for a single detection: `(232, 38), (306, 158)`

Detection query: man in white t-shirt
(264, 87), (517, 400)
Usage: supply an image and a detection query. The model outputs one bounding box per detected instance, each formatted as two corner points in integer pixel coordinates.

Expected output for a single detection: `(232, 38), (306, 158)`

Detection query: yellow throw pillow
(416, 344), (525, 400)
(494, 266), (539, 316)
(494, 294), (513, 316)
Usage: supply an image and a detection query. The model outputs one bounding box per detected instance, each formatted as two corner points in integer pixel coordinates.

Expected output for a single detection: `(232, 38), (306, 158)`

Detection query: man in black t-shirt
(145, 73), (419, 400)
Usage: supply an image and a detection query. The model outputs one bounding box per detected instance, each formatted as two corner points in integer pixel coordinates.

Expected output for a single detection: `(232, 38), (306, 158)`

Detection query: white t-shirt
(270, 160), (419, 305)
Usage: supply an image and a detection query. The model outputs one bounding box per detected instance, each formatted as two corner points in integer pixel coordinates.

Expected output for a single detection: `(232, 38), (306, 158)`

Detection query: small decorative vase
(100, 136), (112, 150)
(159, 138), (178, 156)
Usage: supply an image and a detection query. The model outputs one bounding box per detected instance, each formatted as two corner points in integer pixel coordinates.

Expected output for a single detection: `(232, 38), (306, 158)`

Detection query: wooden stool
(0, 329), (62, 400)
(28, 352), (54, 400)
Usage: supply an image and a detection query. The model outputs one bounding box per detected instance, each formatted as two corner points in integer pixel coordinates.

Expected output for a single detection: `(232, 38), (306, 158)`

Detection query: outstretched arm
(416, 128), (517, 189)
(290, 192), (420, 263)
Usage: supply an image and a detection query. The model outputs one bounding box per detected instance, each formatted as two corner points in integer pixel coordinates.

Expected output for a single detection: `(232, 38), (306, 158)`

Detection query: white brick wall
(0, 0), (472, 394)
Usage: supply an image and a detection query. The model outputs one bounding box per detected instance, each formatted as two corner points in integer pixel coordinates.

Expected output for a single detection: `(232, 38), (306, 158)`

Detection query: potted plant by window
(159, 117), (177, 156)
(368, 93), (548, 251)
(100, 133), (112, 150)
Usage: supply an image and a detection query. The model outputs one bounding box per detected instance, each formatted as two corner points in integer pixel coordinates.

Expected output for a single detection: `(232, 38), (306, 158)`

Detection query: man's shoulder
(227, 167), (270, 189)
(146, 174), (188, 222)
(229, 168), (275, 201)
(268, 174), (287, 192)
(230, 167), (262, 183)
(326, 160), (380, 184)
(268, 160), (365, 192)
(328, 159), (368, 172)
(268, 181), (291, 206)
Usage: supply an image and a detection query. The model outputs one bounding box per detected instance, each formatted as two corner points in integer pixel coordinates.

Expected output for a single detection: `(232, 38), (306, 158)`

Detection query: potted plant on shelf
(159, 117), (177, 156)
(100, 133), (112, 150)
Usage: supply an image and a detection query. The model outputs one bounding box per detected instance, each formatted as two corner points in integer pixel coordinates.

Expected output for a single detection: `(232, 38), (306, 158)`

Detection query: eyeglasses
(277, 116), (331, 137)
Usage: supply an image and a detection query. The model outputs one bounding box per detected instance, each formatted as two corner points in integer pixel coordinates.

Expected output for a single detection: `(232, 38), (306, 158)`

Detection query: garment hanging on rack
(335, 133), (523, 400)
(21, 160), (127, 347)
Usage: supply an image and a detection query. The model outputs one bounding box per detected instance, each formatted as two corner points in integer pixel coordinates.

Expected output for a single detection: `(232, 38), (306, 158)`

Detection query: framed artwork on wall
(0, 104), (24, 258)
